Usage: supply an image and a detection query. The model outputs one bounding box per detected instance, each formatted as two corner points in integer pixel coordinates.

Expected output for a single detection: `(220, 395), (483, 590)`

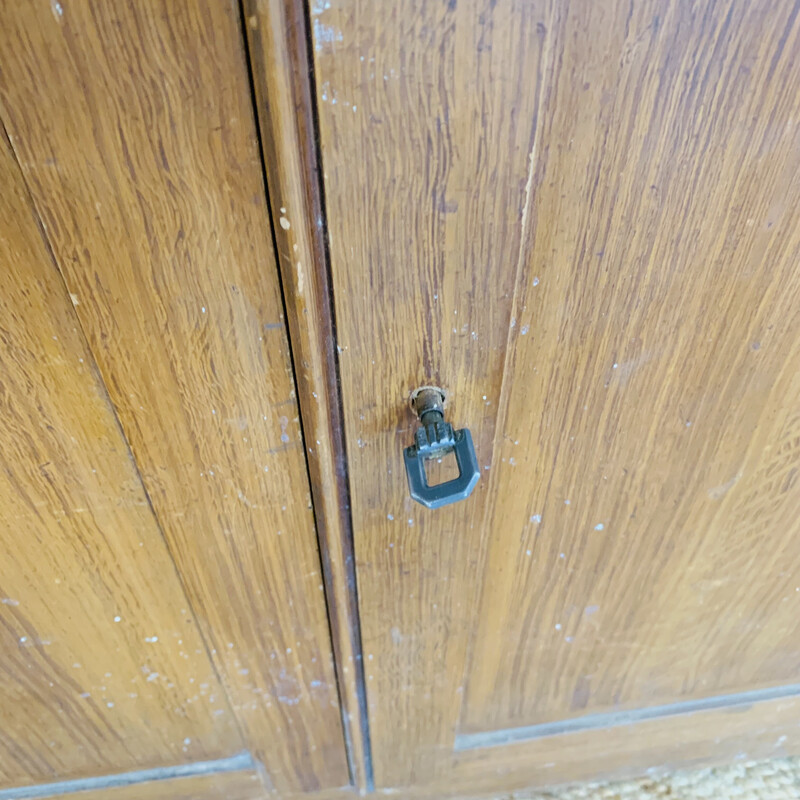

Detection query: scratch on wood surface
(708, 473), (742, 500)
(472, 0), (556, 570)
(455, 0), (558, 748)
(479, 0), (555, 481)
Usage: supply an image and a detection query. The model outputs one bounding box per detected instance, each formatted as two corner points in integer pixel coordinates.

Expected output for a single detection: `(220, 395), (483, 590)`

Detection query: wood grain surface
(463, 0), (800, 734)
(33, 771), (265, 800)
(408, 694), (800, 799)
(311, 0), (800, 790)
(0, 1), (347, 793)
(0, 132), (240, 787)
(243, 0), (371, 789)
(446, 695), (800, 799)
(309, 0), (550, 787)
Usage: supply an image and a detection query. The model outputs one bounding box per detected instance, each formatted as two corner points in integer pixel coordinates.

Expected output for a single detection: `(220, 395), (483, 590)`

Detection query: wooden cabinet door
(307, 0), (800, 795)
(0, 2), (348, 796)
(0, 124), (252, 797)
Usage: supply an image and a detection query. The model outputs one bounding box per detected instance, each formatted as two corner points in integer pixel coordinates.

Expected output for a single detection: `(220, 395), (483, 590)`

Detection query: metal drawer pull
(403, 387), (479, 509)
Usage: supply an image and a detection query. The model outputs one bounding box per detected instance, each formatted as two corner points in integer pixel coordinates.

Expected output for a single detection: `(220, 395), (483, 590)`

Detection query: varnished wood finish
(0, 133), (239, 785)
(439, 694), (800, 799)
(310, 0), (550, 787)
(243, 0), (371, 789)
(34, 771), (265, 800)
(294, 694), (800, 798)
(312, 0), (800, 791)
(0, 1), (347, 793)
(464, 0), (800, 734)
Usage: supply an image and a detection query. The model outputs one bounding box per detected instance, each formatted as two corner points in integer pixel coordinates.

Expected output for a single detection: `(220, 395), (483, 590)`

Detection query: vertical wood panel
(313, 0), (800, 792)
(0, 1), (348, 792)
(0, 132), (239, 786)
(309, 0), (550, 786)
(243, 0), (371, 790)
(463, 0), (800, 734)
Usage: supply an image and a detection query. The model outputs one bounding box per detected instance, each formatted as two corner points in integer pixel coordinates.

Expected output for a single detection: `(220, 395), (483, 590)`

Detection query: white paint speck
(387, 514), (394, 520)
(1, 598), (19, 606)
(51, 0), (63, 19)
(594, 523), (604, 531)
(526, 549), (532, 556)
(19, 636), (27, 643)
(314, 19), (343, 49)
(521, 325), (529, 335)
(279, 217), (291, 230)
(555, 623), (562, 631)
(201, 306), (206, 313)
(530, 514), (542, 523)
(145, 636), (158, 643)
(532, 277), (540, 286)
(114, 616), (121, 622)
(613, 362), (618, 369)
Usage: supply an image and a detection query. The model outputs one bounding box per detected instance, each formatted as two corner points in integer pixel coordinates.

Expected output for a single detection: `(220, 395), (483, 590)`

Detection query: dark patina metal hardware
(403, 387), (479, 509)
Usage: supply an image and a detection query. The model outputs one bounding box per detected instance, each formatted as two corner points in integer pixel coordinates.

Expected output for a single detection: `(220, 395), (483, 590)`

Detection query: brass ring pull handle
(403, 387), (480, 509)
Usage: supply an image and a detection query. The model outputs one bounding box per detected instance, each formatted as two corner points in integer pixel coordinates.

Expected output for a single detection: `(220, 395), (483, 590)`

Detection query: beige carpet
(502, 758), (800, 799)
